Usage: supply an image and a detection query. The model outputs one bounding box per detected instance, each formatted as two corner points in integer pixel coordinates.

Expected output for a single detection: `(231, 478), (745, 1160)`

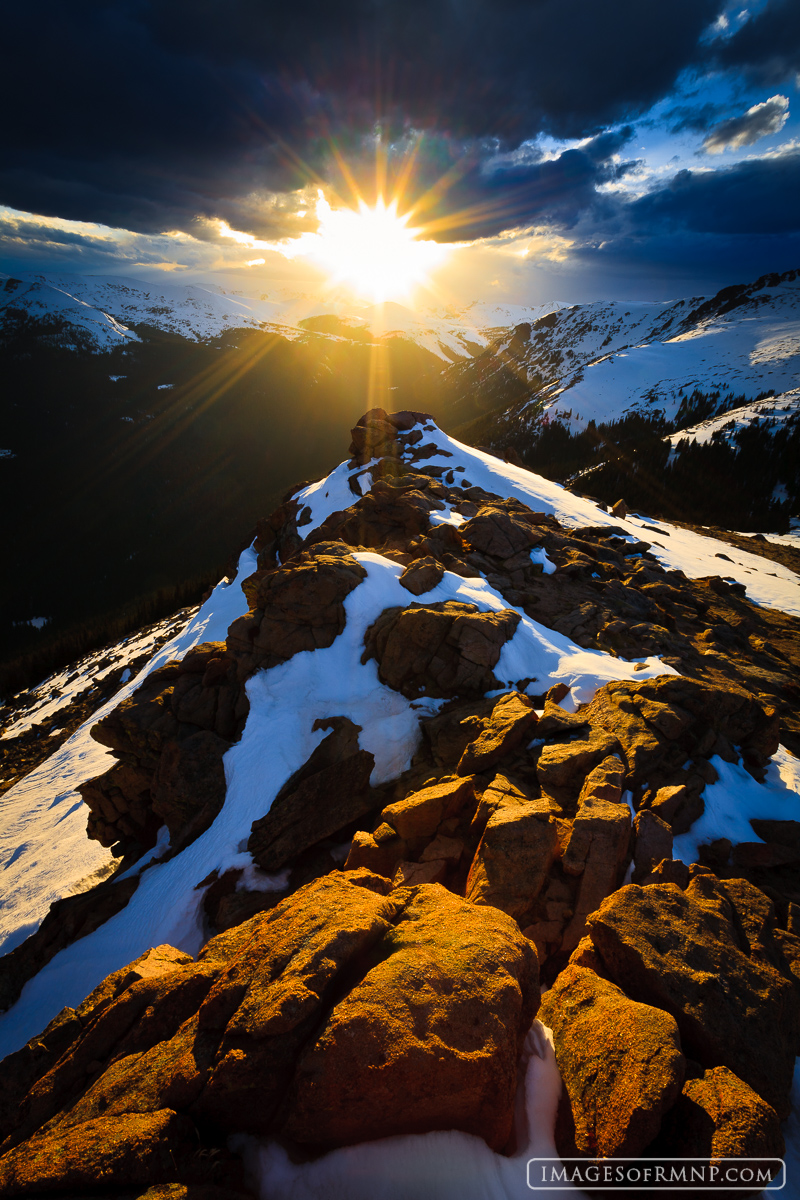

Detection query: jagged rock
(281, 884), (538, 1151)
(348, 408), (431, 465)
(152, 731), (231, 851)
(658, 1066), (784, 1163)
(540, 964), (684, 1158)
(645, 781), (705, 834)
(560, 784), (631, 953)
(306, 485), (438, 553)
(399, 556), (444, 595)
(344, 829), (409, 877)
(537, 728), (621, 794)
(536, 699), (589, 738)
(363, 601), (520, 699)
(610, 499), (628, 519)
(0, 1109), (199, 1197)
(466, 799), (558, 923)
(584, 676), (779, 786)
(229, 543), (367, 676)
(381, 775), (476, 839)
(469, 772), (533, 838)
(585, 878), (800, 1117)
(577, 753), (627, 805)
(248, 718), (375, 871)
(456, 690), (537, 775)
(632, 809), (673, 882)
(392, 859), (447, 886)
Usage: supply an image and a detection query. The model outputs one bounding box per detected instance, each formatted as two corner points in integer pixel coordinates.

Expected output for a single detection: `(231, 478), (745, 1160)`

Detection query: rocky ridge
(0, 407), (799, 1196)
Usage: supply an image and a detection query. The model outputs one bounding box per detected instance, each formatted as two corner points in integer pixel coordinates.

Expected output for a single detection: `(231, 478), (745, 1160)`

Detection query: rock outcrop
(4, 407), (800, 1194)
(0, 875), (538, 1191)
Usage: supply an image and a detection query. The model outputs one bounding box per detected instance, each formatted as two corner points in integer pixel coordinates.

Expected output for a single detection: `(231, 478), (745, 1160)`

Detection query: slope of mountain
(667, 387), (800, 452)
(480, 268), (800, 433)
(0, 409), (798, 1198)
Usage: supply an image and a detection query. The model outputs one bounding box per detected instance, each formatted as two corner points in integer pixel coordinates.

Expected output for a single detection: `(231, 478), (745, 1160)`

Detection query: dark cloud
(629, 150), (800, 235)
(701, 94), (789, 153)
(665, 102), (724, 134)
(713, 0), (800, 86)
(0, 0), (719, 239)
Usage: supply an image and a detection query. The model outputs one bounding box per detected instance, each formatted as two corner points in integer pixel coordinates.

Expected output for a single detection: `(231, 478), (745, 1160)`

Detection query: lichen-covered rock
(381, 774), (476, 839)
(540, 964), (684, 1158)
(537, 729), (621, 795)
(466, 799), (558, 924)
(586, 878), (800, 1117)
(0, 873), (539, 1183)
(560, 789), (631, 954)
(658, 1066), (784, 1162)
(281, 884), (538, 1151)
(0, 1109), (198, 1197)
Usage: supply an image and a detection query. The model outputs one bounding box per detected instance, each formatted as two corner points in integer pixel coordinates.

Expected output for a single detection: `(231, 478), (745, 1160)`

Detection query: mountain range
(1, 266), (798, 692)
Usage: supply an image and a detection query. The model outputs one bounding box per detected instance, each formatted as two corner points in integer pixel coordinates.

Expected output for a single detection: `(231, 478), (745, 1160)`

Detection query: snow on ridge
(298, 417), (800, 618)
(0, 547), (256, 962)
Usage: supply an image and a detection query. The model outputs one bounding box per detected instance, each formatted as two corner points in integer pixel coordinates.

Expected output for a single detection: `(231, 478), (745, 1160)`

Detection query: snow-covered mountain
(497, 268), (800, 432)
(0, 270), (564, 361)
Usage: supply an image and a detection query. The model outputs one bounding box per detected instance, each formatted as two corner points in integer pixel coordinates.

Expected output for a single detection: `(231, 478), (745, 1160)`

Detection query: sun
(308, 192), (446, 303)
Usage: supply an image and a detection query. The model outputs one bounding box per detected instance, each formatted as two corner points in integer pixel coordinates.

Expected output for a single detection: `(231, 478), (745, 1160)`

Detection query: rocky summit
(0, 407), (799, 1198)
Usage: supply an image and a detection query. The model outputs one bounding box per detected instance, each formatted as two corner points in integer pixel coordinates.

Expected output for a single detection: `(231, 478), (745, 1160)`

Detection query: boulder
(632, 809), (673, 883)
(535, 700), (589, 738)
(456, 691), (538, 775)
(466, 799), (558, 924)
(281, 884), (538, 1151)
(363, 601), (520, 699)
(659, 1066), (784, 1162)
(577, 754), (627, 805)
(537, 729), (621, 795)
(585, 879), (800, 1116)
(539, 964), (684, 1158)
(469, 772), (533, 838)
(560, 789), (631, 953)
(460, 505), (544, 559)
(392, 860), (447, 886)
(399, 556), (444, 595)
(381, 775), (476, 839)
(0, 1109), (198, 1197)
(233, 544), (367, 674)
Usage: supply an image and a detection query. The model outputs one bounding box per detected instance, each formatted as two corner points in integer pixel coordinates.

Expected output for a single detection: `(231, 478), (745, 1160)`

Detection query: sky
(1, 0), (799, 306)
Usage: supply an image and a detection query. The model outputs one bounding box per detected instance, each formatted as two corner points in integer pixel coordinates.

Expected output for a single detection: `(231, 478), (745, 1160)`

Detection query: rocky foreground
(1, 409), (799, 1198)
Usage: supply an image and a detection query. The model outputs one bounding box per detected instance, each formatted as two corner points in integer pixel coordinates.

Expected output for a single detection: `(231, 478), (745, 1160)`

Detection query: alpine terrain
(0, 405), (799, 1198)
